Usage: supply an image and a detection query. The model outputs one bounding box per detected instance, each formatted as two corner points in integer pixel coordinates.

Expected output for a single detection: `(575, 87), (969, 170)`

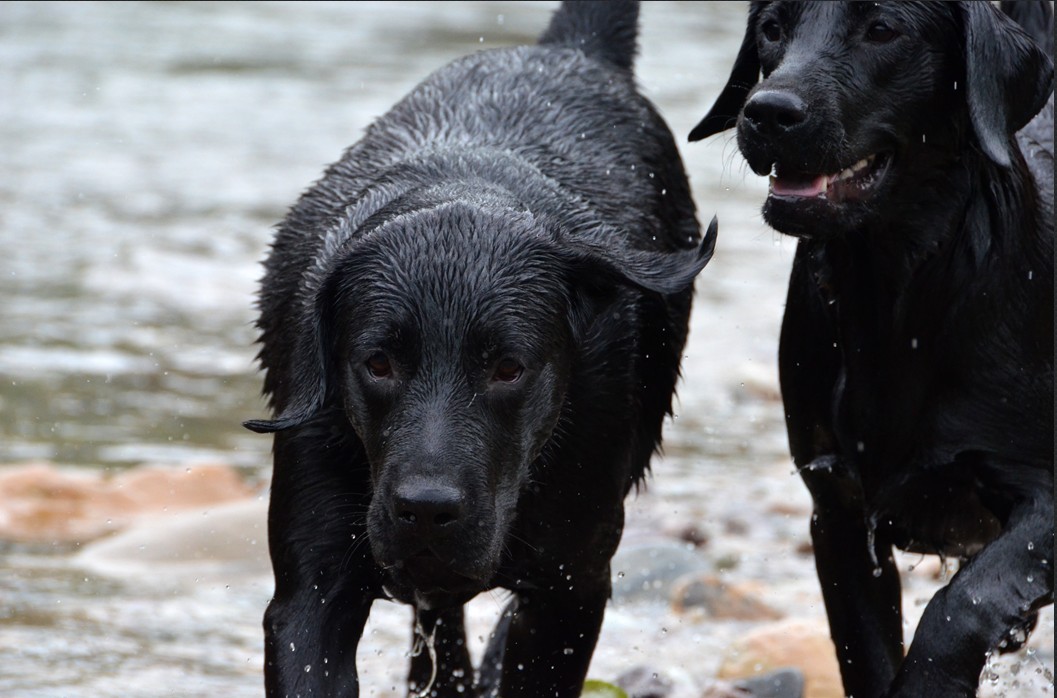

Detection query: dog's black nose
(743, 90), (807, 135)
(392, 483), (465, 537)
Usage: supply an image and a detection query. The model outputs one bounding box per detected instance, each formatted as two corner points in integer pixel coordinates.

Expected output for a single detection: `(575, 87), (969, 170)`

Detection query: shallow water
(0, 2), (1052, 696)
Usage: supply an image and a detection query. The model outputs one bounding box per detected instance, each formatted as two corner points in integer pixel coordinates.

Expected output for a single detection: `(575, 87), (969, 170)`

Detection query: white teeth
(831, 154), (876, 183)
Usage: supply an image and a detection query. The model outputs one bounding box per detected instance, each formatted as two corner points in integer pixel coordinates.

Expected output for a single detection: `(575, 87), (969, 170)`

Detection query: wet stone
(734, 667), (805, 698)
(0, 462), (255, 544)
(716, 618), (843, 698)
(614, 665), (674, 698)
(610, 543), (708, 603)
(669, 573), (782, 621)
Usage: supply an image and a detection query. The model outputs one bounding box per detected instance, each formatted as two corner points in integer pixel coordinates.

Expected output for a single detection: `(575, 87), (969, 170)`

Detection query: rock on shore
(0, 462), (256, 544)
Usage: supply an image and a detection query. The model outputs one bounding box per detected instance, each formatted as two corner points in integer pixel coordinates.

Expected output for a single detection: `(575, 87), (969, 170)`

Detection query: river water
(0, 2), (1051, 697)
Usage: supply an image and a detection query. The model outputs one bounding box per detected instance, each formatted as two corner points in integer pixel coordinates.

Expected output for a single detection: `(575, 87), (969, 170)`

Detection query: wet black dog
(245, 2), (715, 696)
(690, 2), (1053, 697)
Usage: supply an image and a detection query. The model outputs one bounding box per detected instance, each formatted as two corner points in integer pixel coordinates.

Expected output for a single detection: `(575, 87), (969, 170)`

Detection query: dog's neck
(809, 146), (1046, 330)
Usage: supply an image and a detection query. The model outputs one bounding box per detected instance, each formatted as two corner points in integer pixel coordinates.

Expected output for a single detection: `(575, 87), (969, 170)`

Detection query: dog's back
(255, 1), (699, 421)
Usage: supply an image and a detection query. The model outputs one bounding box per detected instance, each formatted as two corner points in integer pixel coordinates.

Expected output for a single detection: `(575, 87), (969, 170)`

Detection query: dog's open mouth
(769, 152), (891, 203)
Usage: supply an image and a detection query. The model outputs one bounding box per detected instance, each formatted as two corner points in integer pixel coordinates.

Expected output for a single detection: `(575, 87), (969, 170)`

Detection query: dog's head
(246, 195), (715, 609)
(690, 1), (1054, 238)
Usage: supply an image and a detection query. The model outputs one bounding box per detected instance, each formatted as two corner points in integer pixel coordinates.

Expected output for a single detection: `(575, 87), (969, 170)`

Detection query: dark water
(0, 2), (1051, 696)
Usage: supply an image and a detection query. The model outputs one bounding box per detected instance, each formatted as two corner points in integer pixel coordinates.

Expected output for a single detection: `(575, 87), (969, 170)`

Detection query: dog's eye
(865, 22), (898, 43)
(491, 358), (524, 384)
(760, 20), (782, 43)
(365, 352), (393, 379)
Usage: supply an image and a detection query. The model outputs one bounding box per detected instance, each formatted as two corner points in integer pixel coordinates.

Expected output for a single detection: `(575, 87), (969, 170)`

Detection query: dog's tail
(1000, 0), (1053, 56)
(538, 0), (639, 72)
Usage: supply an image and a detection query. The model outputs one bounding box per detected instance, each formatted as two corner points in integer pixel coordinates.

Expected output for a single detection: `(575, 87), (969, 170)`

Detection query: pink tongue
(770, 175), (827, 198)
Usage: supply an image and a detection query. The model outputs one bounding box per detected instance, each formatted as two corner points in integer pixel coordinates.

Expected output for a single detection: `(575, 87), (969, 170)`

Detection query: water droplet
(304, 664), (311, 673)
(290, 642), (296, 652)
(563, 647), (574, 655)
(1027, 541), (1035, 551)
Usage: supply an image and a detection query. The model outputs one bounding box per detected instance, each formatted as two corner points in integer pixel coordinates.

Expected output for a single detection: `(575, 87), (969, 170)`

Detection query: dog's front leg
(803, 458), (904, 698)
(265, 586), (375, 698)
(264, 424), (380, 698)
(781, 254), (905, 697)
(887, 484), (1053, 697)
(407, 606), (474, 697)
(478, 584), (607, 698)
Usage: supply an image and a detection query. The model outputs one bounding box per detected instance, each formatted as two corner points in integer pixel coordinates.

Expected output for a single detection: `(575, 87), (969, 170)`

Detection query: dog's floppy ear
(568, 216), (718, 296)
(961, 1), (1055, 167)
(688, 4), (765, 142)
(243, 287), (334, 434)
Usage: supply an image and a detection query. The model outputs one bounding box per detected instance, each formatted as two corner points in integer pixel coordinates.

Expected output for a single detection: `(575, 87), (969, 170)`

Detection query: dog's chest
(867, 465), (1004, 558)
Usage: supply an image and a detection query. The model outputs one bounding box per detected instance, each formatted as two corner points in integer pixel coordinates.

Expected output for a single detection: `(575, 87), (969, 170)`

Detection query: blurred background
(0, 2), (1051, 697)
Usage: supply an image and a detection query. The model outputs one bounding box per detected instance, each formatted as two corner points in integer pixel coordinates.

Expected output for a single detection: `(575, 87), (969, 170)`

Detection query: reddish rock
(670, 573), (782, 621)
(0, 462), (255, 544)
(716, 618), (843, 698)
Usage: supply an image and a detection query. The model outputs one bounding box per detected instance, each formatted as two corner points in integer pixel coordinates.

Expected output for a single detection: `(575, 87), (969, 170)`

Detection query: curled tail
(538, 0), (639, 72)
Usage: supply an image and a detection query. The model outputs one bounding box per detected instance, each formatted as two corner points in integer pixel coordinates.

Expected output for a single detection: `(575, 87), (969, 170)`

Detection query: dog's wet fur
(691, 2), (1053, 696)
(246, 2), (714, 696)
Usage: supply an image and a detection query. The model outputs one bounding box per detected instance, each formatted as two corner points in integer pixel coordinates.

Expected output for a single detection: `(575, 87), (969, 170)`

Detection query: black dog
(245, 2), (715, 696)
(690, 2), (1053, 696)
